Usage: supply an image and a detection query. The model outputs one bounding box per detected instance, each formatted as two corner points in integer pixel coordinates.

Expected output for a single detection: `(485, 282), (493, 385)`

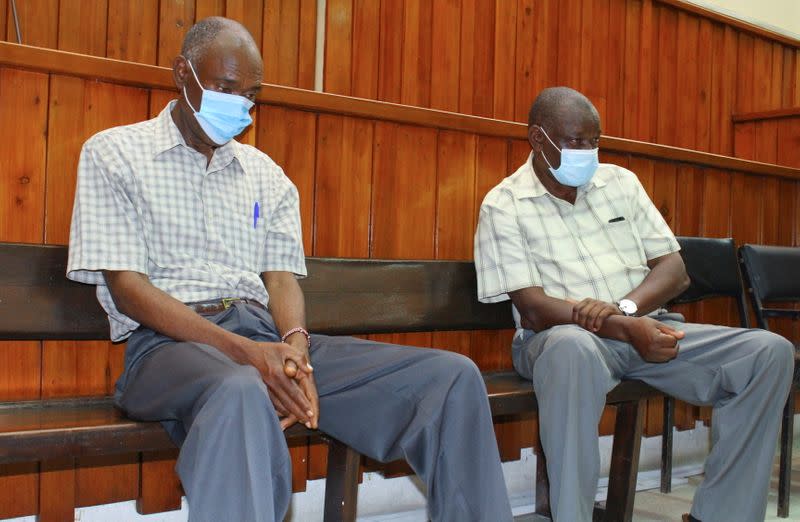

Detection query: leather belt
(186, 298), (266, 316)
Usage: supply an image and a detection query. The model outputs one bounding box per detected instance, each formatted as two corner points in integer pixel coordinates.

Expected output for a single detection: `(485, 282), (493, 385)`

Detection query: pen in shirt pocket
(608, 216), (626, 223)
(253, 201), (260, 228)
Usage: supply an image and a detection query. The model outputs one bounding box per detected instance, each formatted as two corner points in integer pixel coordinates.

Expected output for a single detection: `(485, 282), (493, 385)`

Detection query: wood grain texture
(436, 130), (477, 260)
(58, 0), (109, 56)
(195, 0), (226, 20)
(324, 0), (353, 95)
(430, 0), (461, 112)
(0, 67), (48, 244)
(656, 5), (678, 146)
(0, 0), (6, 43)
(6, 0), (57, 47)
(370, 122), (437, 259)
(400, 0), (432, 107)
(257, 106), (318, 253)
(492, 0), (516, 121)
(226, 0), (264, 50)
(377, 0), (404, 104)
(312, 114), (373, 257)
(106, 0), (159, 64)
(351, 0), (380, 98)
(157, 0), (195, 67)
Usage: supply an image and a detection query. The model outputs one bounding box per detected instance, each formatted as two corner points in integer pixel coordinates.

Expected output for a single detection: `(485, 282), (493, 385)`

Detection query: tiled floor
(516, 457), (800, 521)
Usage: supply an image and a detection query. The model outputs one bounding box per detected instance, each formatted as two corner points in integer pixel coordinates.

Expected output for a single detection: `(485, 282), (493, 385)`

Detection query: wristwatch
(617, 299), (638, 317)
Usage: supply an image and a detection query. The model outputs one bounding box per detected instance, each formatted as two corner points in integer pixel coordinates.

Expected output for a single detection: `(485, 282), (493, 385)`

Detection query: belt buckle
(221, 297), (238, 309)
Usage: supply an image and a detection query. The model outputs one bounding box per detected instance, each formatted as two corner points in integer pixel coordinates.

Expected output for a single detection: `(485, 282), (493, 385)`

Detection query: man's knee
(536, 325), (606, 373)
(752, 330), (795, 379)
(212, 365), (269, 403)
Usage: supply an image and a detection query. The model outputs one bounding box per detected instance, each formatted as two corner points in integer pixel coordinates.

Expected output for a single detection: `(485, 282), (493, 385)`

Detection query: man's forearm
(104, 270), (252, 363)
(263, 272), (308, 352)
(513, 289), (633, 342)
(624, 253), (690, 315)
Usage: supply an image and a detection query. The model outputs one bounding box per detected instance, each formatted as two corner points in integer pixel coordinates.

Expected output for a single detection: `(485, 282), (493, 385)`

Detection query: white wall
(686, 0), (800, 40)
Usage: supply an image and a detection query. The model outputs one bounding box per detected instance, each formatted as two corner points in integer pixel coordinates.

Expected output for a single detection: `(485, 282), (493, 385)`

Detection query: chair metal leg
(323, 438), (360, 522)
(661, 397), (675, 494)
(604, 400), (645, 522)
(534, 443), (551, 518)
(778, 393), (794, 518)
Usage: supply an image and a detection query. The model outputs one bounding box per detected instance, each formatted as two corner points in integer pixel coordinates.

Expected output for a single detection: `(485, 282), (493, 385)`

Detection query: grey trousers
(116, 302), (513, 522)
(512, 316), (794, 522)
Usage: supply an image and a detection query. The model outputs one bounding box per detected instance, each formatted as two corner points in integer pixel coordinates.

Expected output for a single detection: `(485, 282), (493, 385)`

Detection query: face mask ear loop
(183, 58), (202, 113)
(538, 127), (560, 171)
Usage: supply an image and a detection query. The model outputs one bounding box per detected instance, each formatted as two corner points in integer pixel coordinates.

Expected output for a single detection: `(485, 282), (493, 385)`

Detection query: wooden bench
(0, 242), (661, 521)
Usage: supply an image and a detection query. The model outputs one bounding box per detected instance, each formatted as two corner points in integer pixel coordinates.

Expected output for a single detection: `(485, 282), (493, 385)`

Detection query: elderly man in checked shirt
(474, 86), (793, 522)
(67, 16), (512, 522)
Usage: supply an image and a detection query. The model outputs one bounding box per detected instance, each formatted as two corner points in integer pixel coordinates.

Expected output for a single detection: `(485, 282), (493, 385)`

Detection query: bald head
(528, 87), (600, 132)
(181, 17), (260, 67)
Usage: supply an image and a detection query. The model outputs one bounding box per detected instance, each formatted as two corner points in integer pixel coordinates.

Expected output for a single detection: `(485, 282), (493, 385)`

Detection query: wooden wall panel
(5, 0), (58, 47)
(460, 0), (495, 117)
(58, 0), (109, 56)
(525, 0), (558, 121)
(3, 0), (798, 154)
(580, 0), (610, 125)
(675, 12), (699, 149)
(656, 6), (678, 147)
(106, 0), (160, 64)
(777, 117), (800, 168)
(430, 0), (461, 112)
(195, 0), (227, 20)
(158, 0), (195, 67)
(492, 0), (517, 121)
(435, 130), (477, 259)
(350, 0), (380, 98)
(225, 0), (264, 49)
(324, 0), (353, 95)
(0, 68), (47, 243)
(312, 114), (373, 258)
(370, 122), (437, 259)
(399, 0), (432, 108)
(257, 106), (318, 254)
(0, 0), (6, 44)
(604, 0), (626, 136)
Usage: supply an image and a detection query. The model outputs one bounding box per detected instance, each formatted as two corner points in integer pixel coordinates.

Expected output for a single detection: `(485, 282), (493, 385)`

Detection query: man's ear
(173, 55), (189, 91)
(528, 125), (544, 152)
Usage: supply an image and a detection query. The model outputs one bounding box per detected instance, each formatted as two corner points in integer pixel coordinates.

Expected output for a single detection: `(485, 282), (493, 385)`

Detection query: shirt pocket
(215, 207), (268, 271)
(602, 218), (644, 267)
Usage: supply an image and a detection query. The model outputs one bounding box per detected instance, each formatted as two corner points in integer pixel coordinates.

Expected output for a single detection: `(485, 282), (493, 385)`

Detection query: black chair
(739, 243), (800, 518)
(659, 237), (750, 493)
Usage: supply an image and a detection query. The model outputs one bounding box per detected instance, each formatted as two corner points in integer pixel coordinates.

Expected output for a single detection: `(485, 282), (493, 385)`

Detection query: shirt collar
(153, 100), (240, 174)
(512, 151), (607, 199)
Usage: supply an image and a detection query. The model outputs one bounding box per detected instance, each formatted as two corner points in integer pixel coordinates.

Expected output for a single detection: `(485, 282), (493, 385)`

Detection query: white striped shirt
(67, 102), (306, 341)
(474, 153), (679, 329)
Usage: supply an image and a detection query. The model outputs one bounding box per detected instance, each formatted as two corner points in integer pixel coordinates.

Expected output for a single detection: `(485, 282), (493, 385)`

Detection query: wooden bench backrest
(0, 243), (513, 340)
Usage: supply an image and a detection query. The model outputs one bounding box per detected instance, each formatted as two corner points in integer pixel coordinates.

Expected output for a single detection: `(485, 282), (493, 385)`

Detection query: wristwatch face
(618, 299), (638, 316)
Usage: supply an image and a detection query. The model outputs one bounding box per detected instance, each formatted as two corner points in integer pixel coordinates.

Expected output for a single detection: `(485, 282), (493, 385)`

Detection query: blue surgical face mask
(183, 59), (255, 145)
(539, 127), (599, 187)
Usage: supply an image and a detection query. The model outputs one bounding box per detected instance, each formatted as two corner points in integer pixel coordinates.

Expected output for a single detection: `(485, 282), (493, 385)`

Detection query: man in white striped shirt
(68, 16), (512, 522)
(474, 86), (792, 522)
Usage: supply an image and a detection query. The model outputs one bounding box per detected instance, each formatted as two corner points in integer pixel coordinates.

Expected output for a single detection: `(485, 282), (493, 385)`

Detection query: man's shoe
(682, 514), (701, 522)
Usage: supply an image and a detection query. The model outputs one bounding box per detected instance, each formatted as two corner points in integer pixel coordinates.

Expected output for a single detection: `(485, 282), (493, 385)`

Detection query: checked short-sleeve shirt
(67, 101), (307, 341)
(474, 153), (679, 330)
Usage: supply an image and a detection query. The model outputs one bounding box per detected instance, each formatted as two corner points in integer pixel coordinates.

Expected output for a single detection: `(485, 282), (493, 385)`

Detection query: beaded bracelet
(281, 326), (311, 348)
